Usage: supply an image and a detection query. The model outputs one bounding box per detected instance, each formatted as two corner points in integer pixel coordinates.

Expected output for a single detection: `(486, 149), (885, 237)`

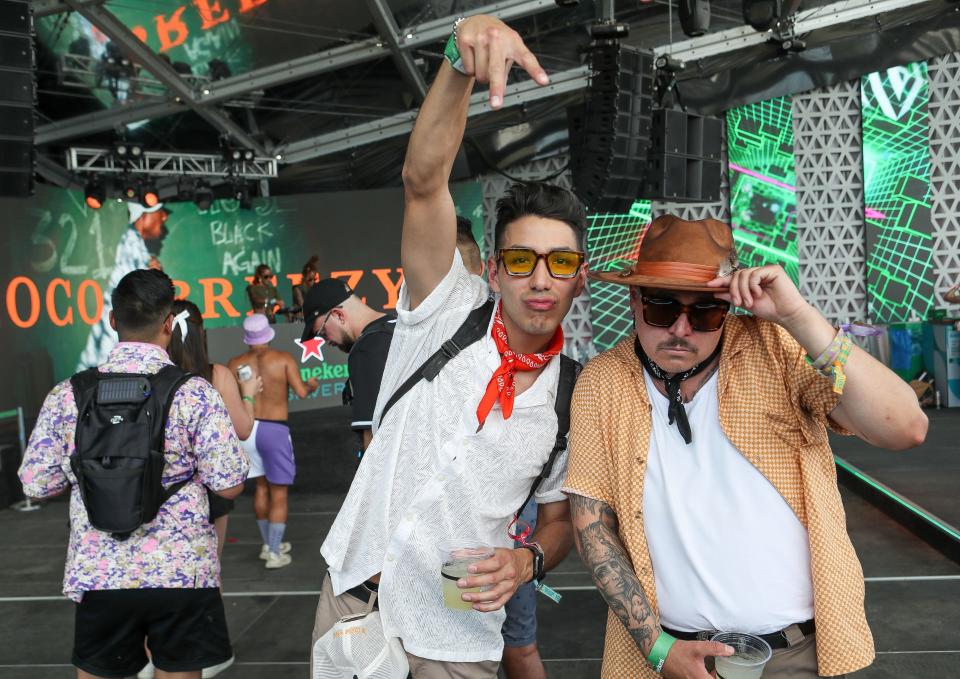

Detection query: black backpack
(378, 298), (582, 517)
(69, 364), (193, 540)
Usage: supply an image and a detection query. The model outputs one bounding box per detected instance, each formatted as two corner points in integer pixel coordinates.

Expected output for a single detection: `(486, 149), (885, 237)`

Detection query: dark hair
(455, 216), (483, 275)
(456, 216), (480, 249)
(167, 299), (212, 381)
(301, 254), (320, 278)
(494, 182), (586, 252)
(254, 263), (272, 279)
(111, 269), (174, 337)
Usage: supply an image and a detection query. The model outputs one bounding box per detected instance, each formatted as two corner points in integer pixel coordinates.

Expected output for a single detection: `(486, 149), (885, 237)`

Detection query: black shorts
(72, 588), (232, 678)
(207, 487), (235, 521)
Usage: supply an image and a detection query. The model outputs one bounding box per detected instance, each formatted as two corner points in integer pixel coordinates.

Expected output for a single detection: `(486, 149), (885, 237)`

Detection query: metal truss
(67, 148), (278, 179)
(32, 0), (102, 17)
(34, 0), (558, 145)
(37, 0), (947, 172)
(653, 0), (940, 63)
(280, 65), (590, 163)
(366, 0), (428, 101)
(63, 0), (268, 155)
(58, 53), (212, 96)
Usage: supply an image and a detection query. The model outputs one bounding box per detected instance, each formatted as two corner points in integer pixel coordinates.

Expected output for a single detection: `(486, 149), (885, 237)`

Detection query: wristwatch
(520, 541), (545, 584)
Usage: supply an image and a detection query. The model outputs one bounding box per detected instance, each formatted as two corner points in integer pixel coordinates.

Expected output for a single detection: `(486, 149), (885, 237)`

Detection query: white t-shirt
(320, 251), (568, 662)
(642, 370), (815, 634)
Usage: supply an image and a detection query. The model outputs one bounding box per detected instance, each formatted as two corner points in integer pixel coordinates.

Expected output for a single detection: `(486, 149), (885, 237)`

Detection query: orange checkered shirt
(563, 314), (874, 678)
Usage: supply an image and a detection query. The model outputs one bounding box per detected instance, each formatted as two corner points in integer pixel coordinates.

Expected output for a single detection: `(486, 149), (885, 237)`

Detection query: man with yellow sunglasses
(313, 14), (587, 679)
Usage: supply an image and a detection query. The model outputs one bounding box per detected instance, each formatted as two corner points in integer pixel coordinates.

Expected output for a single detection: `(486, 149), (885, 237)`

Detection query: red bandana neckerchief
(476, 301), (564, 428)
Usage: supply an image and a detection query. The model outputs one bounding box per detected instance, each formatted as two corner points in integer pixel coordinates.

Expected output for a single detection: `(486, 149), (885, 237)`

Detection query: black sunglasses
(641, 296), (729, 332)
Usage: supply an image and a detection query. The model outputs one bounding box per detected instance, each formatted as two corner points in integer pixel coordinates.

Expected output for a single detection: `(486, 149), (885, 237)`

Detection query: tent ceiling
(31, 0), (959, 197)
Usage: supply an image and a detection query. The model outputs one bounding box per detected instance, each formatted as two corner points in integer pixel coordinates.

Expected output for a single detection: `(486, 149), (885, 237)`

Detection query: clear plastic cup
(440, 545), (495, 611)
(710, 632), (773, 679)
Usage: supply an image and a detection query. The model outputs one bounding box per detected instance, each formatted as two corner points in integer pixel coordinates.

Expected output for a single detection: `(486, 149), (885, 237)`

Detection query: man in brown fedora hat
(563, 214), (928, 679)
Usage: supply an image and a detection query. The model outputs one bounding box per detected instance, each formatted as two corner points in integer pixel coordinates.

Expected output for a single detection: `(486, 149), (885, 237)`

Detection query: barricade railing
(0, 407), (40, 512)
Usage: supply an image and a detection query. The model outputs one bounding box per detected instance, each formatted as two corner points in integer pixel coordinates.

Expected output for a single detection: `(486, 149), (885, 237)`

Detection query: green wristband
(443, 32), (469, 75)
(242, 396), (255, 404)
(646, 630), (676, 673)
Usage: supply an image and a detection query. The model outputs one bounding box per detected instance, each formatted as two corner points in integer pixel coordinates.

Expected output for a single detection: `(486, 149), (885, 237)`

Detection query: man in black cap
(302, 279), (397, 452)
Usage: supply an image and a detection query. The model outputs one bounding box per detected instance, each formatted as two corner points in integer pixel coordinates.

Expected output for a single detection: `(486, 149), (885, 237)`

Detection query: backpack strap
(69, 368), (101, 424)
(378, 297), (495, 426)
(147, 365), (196, 502)
(513, 354), (582, 520)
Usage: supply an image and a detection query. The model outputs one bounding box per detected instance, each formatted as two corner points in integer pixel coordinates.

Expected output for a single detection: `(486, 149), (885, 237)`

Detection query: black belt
(662, 619), (815, 651)
(344, 581), (379, 609)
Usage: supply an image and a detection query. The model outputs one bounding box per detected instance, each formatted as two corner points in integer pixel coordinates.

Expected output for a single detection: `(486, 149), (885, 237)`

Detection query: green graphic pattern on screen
(726, 97), (799, 283)
(586, 200), (652, 350)
(861, 63), (934, 323)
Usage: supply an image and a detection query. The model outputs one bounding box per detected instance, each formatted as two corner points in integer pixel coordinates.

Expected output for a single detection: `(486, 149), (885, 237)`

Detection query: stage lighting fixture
(121, 179), (139, 202)
(242, 150), (254, 162)
(234, 183), (252, 210)
(742, 0), (800, 32)
(679, 0), (710, 37)
(194, 182), (214, 211)
(208, 59), (232, 81)
(102, 42), (134, 77)
(113, 143), (143, 165)
(142, 181), (160, 207)
(589, 22), (630, 39)
(176, 176), (196, 202)
(84, 179), (105, 210)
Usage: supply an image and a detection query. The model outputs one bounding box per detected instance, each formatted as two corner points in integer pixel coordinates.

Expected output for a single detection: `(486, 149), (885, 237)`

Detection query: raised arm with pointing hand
(401, 15), (550, 311)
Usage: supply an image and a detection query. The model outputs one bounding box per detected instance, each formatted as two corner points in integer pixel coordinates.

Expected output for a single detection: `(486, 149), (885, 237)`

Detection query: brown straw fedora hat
(589, 214), (740, 292)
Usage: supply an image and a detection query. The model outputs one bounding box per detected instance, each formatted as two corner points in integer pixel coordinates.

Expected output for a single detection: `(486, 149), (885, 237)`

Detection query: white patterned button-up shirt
(320, 252), (568, 663)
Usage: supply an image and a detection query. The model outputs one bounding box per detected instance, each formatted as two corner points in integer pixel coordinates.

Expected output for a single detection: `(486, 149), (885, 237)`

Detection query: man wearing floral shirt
(19, 268), (249, 679)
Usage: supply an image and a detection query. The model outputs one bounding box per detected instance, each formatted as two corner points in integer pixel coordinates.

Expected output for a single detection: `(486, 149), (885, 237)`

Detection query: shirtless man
(228, 314), (319, 568)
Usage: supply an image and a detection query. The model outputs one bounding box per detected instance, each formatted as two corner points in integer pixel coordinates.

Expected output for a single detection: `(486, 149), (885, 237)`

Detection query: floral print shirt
(19, 342), (249, 602)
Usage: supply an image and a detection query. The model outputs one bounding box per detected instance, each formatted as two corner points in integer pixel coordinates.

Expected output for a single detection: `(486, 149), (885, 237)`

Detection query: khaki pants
(311, 573), (500, 679)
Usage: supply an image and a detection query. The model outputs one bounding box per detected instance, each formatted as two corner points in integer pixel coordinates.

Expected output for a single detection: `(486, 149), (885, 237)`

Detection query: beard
(144, 225), (169, 255)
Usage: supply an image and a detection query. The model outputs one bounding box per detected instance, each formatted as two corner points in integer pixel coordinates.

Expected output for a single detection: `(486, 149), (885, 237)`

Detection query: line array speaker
(643, 108), (723, 203)
(569, 42), (654, 213)
(0, 0), (35, 197)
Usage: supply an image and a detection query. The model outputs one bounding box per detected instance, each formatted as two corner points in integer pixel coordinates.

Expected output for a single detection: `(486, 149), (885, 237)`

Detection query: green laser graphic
(726, 97), (799, 283)
(586, 200), (652, 351)
(861, 62), (934, 323)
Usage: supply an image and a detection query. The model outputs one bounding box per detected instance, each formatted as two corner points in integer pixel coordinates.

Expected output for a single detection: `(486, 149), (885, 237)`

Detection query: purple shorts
(256, 419), (295, 486)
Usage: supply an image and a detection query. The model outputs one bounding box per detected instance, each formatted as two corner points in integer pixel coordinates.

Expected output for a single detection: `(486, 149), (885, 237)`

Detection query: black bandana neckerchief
(634, 336), (723, 445)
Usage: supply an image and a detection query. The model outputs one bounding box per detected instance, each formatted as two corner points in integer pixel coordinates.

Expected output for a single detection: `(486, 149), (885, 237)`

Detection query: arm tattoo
(569, 494), (658, 655)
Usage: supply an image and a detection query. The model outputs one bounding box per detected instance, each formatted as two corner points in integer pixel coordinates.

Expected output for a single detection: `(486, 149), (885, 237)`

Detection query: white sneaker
(201, 655), (235, 678)
(265, 552), (292, 569)
(259, 542), (291, 560)
(136, 660), (155, 679)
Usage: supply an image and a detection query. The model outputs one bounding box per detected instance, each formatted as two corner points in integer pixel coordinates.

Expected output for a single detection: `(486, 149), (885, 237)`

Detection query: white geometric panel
(927, 52), (960, 308)
(792, 79), (868, 326)
(479, 153), (596, 362)
(651, 117), (731, 223)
